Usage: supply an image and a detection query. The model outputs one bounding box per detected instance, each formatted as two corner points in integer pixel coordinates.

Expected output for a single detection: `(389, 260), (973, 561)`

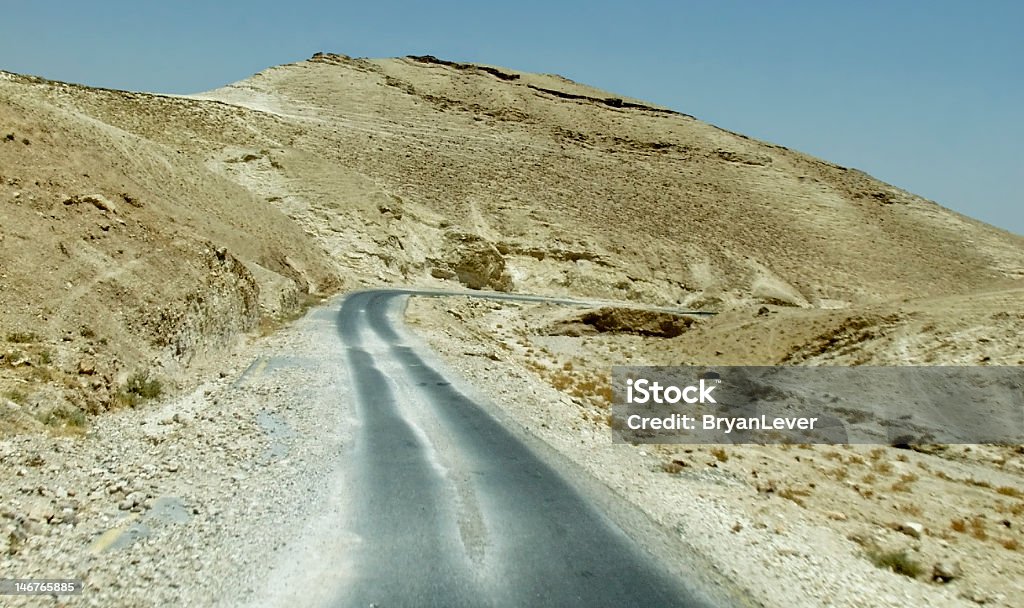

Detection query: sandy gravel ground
(0, 302), (355, 607)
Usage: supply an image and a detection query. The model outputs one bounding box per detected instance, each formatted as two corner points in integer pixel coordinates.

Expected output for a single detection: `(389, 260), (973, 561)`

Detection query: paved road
(334, 288), (717, 607)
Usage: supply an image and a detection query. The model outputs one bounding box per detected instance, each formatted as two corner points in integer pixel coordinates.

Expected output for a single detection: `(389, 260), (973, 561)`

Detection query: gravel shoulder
(0, 301), (355, 607)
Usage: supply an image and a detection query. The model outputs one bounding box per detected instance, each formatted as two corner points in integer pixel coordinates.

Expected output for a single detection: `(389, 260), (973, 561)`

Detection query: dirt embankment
(0, 73), (341, 433)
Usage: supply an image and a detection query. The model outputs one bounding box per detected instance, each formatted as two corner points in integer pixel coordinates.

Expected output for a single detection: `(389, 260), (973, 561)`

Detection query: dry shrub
(662, 461), (684, 474)
(970, 516), (988, 540)
(550, 372), (572, 391)
(828, 467), (849, 481)
(865, 547), (924, 578)
(6, 331), (38, 343)
(778, 486), (811, 507)
(890, 473), (919, 492)
(898, 503), (923, 517)
(872, 461), (894, 475)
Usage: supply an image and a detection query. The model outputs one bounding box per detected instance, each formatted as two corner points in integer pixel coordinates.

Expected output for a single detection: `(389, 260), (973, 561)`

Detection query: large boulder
(432, 232), (513, 291)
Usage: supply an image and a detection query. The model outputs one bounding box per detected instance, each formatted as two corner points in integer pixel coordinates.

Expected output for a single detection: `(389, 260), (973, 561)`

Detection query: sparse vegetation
(39, 405), (87, 430)
(778, 486), (811, 507)
(871, 460), (894, 475)
(827, 466), (848, 481)
(897, 503), (923, 517)
(115, 371), (163, 408)
(528, 356), (613, 407)
(6, 331), (38, 343)
(258, 293), (323, 336)
(969, 515), (988, 540)
(3, 389), (27, 404)
(865, 547), (924, 578)
(27, 366), (54, 382)
(890, 472), (919, 492)
(710, 447), (729, 463)
(661, 461), (685, 474)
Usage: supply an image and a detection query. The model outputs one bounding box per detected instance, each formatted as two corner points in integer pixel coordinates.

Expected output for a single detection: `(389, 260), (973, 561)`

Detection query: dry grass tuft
(865, 547), (924, 578)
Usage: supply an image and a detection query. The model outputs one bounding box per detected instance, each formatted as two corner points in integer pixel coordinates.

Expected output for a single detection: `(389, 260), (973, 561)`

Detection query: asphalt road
(334, 288), (716, 607)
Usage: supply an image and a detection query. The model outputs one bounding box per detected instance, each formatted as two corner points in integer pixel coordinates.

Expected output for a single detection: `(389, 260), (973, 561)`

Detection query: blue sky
(2, 1), (1020, 234)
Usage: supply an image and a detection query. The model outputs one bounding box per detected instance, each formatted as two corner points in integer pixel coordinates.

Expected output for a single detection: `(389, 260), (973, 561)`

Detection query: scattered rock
(28, 503), (55, 524)
(64, 193), (118, 213)
(432, 232), (513, 291)
(896, 521), (924, 539)
(430, 267), (457, 280)
(933, 559), (961, 583)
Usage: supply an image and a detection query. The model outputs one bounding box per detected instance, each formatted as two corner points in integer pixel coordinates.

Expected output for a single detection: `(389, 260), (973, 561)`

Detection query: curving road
(334, 288), (718, 607)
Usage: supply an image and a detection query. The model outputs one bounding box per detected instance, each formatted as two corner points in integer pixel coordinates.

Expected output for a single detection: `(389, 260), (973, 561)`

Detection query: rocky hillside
(0, 71), (341, 430)
(1, 53), (1021, 432)
(196, 53), (1022, 307)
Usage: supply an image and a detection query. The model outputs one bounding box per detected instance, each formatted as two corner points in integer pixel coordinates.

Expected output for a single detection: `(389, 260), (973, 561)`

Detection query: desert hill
(1, 53), (1022, 431)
